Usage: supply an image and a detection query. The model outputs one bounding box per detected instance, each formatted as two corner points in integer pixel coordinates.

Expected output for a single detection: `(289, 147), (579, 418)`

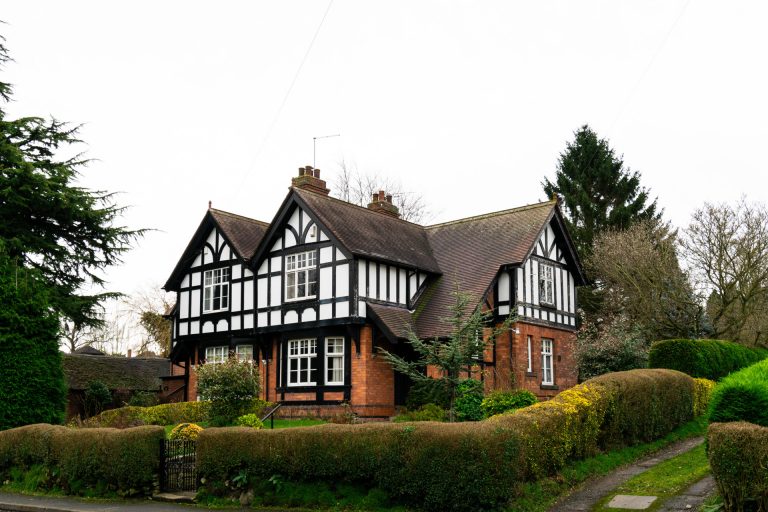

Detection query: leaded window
(203, 268), (230, 312)
(285, 251), (317, 301)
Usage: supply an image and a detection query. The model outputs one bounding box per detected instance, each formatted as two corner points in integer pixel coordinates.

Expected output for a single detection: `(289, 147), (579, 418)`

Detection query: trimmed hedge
(693, 378), (716, 417)
(649, 338), (767, 381)
(197, 369), (700, 511)
(84, 401), (211, 428)
(0, 424), (163, 496)
(708, 422), (768, 512)
(709, 358), (768, 426)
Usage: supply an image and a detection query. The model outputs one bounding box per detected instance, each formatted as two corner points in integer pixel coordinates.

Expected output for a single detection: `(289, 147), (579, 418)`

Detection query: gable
(164, 208), (268, 291)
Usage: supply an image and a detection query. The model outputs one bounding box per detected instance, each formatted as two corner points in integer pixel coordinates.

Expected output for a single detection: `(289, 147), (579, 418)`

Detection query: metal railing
(260, 403), (282, 429)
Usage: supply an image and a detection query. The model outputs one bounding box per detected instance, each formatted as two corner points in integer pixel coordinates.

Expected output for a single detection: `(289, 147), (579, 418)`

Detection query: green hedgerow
(393, 404), (447, 422)
(708, 358), (768, 426)
(649, 338), (767, 381)
(481, 389), (538, 417)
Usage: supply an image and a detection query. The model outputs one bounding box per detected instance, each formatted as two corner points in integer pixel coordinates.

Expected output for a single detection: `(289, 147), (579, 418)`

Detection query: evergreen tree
(0, 246), (66, 430)
(0, 35), (142, 327)
(543, 125), (659, 258)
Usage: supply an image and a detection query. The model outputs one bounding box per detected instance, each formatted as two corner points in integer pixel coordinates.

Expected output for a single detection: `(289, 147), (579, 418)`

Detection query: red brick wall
(349, 325), (396, 417)
(511, 322), (578, 399)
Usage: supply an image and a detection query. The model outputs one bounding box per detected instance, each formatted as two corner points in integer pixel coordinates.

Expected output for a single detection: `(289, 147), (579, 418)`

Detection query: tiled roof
(295, 188), (441, 273)
(62, 354), (169, 391)
(415, 201), (555, 338)
(209, 209), (270, 260)
(367, 302), (414, 341)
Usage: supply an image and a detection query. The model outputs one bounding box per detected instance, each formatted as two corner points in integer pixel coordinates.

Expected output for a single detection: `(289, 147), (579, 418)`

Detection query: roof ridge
(210, 208), (270, 227)
(293, 187), (426, 227)
(425, 200), (555, 230)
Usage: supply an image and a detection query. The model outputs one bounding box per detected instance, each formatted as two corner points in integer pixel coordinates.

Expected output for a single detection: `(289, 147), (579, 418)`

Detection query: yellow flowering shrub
(169, 423), (204, 441)
(693, 378), (715, 417)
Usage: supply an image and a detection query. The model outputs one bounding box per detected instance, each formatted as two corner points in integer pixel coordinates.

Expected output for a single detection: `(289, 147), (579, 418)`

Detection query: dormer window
(203, 268), (230, 312)
(539, 263), (554, 306)
(285, 250), (317, 301)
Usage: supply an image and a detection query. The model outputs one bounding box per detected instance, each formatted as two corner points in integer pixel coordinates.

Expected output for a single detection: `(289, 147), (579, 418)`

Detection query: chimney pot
(379, 190), (385, 201)
(386, 194), (393, 203)
(298, 167), (305, 176)
(291, 164), (330, 196)
(372, 192), (378, 202)
(127, 349), (132, 358)
(314, 168), (320, 179)
(306, 165), (314, 177)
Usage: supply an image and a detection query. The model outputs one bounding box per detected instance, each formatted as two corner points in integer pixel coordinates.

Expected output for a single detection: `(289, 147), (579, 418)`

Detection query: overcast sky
(3, 1), (768, 324)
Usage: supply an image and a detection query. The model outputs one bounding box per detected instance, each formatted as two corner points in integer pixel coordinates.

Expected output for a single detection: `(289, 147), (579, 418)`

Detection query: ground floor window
(288, 338), (317, 386)
(205, 345), (227, 364)
(236, 344), (253, 362)
(526, 335), (533, 373)
(541, 338), (554, 385)
(325, 337), (344, 385)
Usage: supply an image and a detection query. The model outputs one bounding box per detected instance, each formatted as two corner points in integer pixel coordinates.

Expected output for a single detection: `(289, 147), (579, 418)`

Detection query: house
(164, 167), (586, 418)
(61, 352), (170, 419)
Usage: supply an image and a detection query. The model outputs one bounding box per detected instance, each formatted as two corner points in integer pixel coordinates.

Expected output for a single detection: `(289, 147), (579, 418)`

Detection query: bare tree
(681, 199), (768, 346)
(331, 160), (430, 224)
(588, 219), (702, 341)
(124, 285), (174, 357)
(60, 319), (96, 353)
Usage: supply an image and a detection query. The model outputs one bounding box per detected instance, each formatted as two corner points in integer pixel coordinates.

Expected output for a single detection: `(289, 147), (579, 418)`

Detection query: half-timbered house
(164, 167), (586, 417)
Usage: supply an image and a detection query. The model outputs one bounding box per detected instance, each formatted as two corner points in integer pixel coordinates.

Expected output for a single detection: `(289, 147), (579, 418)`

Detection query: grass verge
(592, 443), (710, 511)
(505, 416), (708, 512)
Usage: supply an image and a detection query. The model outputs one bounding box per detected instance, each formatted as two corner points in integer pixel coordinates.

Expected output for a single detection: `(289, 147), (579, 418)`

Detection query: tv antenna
(313, 133), (340, 168)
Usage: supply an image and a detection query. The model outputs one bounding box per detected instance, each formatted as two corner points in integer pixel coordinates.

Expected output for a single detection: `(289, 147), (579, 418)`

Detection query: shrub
(84, 381), (112, 418)
(84, 401), (211, 428)
(405, 378), (450, 410)
(454, 379), (484, 421)
(127, 391), (159, 408)
(169, 423), (204, 440)
(235, 414), (263, 429)
(196, 357), (261, 426)
(708, 358), (768, 426)
(481, 390), (537, 417)
(708, 422), (768, 512)
(197, 369), (696, 511)
(0, 424), (163, 496)
(693, 378), (716, 417)
(649, 338), (768, 381)
(576, 315), (649, 380)
(392, 404), (447, 422)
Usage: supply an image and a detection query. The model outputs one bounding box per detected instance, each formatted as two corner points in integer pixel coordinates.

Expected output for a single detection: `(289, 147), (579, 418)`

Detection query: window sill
(525, 372), (536, 378)
(540, 384), (559, 391)
(284, 296), (317, 304)
(202, 308), (229, 314)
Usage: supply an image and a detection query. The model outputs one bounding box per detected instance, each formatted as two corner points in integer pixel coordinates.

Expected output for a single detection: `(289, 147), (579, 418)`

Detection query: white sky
(3, 1), (768, 307)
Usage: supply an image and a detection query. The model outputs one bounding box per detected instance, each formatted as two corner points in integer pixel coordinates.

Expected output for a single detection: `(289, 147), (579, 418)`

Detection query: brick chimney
(367, 190), (400, 218)
(291, 166), (330, 196)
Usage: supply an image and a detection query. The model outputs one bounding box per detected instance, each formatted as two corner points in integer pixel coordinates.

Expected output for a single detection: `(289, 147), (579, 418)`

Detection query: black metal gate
(160, 439), (197, 492)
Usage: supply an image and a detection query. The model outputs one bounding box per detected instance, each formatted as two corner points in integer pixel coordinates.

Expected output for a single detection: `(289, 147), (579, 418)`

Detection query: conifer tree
(0, 35), (142, 327)
(543, 125), (659, 258)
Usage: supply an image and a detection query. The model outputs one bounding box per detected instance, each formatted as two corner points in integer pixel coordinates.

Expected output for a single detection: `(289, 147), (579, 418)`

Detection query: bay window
(325, 337), (344, 385)
(288, 338), (317, 386)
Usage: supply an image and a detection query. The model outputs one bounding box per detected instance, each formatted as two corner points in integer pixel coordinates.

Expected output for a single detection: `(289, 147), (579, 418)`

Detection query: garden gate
(160, 439), (197, 492)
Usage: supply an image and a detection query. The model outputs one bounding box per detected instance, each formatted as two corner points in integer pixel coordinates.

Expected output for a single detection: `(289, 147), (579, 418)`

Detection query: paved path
(657, 475), (717, 512)
(549, 436), (707, 511)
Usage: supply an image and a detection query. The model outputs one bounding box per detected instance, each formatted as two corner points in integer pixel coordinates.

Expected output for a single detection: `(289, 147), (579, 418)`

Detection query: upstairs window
(288, 338), (317, 386)
(285, 251), (317, 301)
(205, 345), (227, 365)
(204, 268), (230, 312)
(539, 263), (554, 306)
(325, 337), (344, 385)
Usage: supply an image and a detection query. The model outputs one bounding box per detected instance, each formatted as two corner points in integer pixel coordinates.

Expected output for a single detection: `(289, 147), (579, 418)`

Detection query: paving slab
(656, 476), (717, 511)
(549, 436), (704, 512)
(607, 495), (658, 509)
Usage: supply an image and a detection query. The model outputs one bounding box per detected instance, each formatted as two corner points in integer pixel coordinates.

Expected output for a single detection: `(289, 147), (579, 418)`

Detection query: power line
(233, 0), (334, 199)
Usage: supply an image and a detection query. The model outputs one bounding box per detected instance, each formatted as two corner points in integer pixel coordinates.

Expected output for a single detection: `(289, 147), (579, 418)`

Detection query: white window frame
(205, 345), (227, 365)
(526, 335), (533, 373)
(325, 337), (345, 385)
(285, 251), (318, 302)
(539, 263), (555, 306)
(287, 338), (317, 386)
(236, 344), (253, 363)
(542, 338), (554, 385)
(203, 268), (230, 313)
